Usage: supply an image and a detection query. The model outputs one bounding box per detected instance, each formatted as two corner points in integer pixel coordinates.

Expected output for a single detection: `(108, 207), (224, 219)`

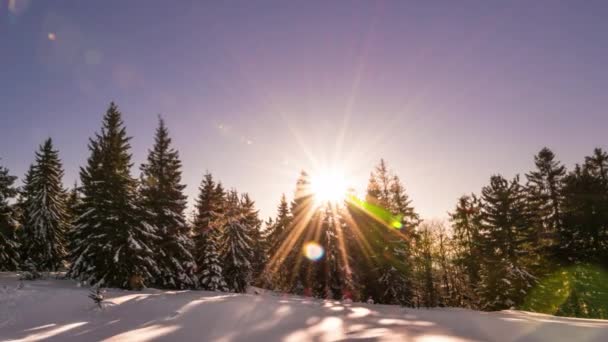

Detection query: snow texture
(0, 273), (606, 342)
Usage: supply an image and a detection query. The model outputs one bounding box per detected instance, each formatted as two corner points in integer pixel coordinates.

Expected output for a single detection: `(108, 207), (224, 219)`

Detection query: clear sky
(2, 0), (607, 221)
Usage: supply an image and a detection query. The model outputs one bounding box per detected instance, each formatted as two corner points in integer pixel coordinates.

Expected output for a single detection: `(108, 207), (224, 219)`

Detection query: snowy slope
(1, 273), (607, 342)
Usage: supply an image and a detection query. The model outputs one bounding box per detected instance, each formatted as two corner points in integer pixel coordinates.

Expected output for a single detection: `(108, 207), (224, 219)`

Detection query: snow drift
(1, 273), (607, 342)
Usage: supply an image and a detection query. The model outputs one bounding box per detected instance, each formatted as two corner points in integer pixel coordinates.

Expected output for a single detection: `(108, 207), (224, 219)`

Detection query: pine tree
(66, 182), (82, 221)
(415, 222), (438, 307)
(220, 190), (253, 293)
(266, 195), (291, 253)
(559, 160), (608, 265)
(478, 175), (535, 310)
(526, 148), (566, 257)
(263, 194), (292, 289)
(283, 171), (315, 293)
(0, 162), (20, 271)
(449, 194), (483, 306)
(366, 159), (391, 207)
(21, 138), (68, 271)
(585, 148), (608, 183)
(197, 226), (228, 292)
(240, 193), (263, 284)
(140, 118), (196, 289)
(68, 102), (159, 289)
(16, 164), (35, 263)
(363, 160), (418, 305)
(193, 173), (226, 286)
(65, 182), (82, 258)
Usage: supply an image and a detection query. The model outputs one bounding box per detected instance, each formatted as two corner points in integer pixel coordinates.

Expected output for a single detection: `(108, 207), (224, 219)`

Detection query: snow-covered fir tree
(284, 171), (315, 293)
(197, 226), (228, 292)
(66, 182), (82, 224)
(20, 138), (68, 271)
(414, 223), (439, 307)
(526, 147), (566, 260)
(193, 173), (226, 287)
(265, 194), (291, 253)
(64, 182), (82, 258)
(220, 190), (254, 293)
(263, 194), (292, 289)
(312, 204), (346, 299)
(240, 193), (264, 284)
(478, 175), (535, 310)
(68, 102), (159, 289)
(449, 194), (483, 306)
(16, 163), (35, 260)
(140, 118), (196, 289)
(364, 160), (418, 306)
(0, 161), (20, 271)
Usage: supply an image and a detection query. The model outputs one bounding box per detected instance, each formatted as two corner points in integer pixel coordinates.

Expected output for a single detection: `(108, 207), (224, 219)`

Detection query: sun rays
(310, 167), (349, 205)
(262, 166), (408, 296)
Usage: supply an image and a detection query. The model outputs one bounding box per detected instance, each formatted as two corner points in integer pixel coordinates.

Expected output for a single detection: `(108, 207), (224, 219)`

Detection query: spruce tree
(197, 226), (228, 292)
(193, 173), (226, 287)
(526, 148), (566, 260)
(478, 175), (535, 310)
(283, 171), (315, 293)
(265, 195), (291, 253)
(66, 182), (82, 221)
(221, 190), (253, 293)
(21, 138), (68, 271)
(0, 162), (20, 271)
(415, 223), (438, 307)
(449, 194), (483, 306)
(363, 160), (418, 305)
(585, 148), (608, 183)
(65, 182), (82, 258)
(240, 193), (264, 284)
(366, 159), (392, 207)
(311, 204), (356, 300)
(68, 102), (159, 288)
(263, 194), (292, 289)
(140, 118), (196, 289)
(559, 161), (608, 265)
(17, 164), (35, 263)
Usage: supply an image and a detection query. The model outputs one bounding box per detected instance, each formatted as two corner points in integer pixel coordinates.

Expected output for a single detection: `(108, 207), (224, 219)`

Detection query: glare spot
(391, 220), (403, 229)
(311, 168), (348, 204)
(47, 32), (56, 41)
(303, 241), (324, 261)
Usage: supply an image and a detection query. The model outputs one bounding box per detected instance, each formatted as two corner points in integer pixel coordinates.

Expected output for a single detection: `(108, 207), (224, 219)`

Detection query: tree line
(0, 102), (606, 318)
(0, 103), (261, 293)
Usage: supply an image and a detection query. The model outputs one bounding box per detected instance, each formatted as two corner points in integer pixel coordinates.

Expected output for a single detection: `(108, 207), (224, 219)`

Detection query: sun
(310, 168), (349, 204)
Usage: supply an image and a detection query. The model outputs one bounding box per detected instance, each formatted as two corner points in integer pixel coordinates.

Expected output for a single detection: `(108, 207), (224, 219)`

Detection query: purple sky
(2, 0), (607, 220)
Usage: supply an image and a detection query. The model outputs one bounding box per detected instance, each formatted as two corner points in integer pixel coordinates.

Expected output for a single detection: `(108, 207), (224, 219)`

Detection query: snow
(1, 273), (607, 342)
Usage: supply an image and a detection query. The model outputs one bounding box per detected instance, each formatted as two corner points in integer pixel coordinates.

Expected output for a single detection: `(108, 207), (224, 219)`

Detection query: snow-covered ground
(1, 273), (606, 342)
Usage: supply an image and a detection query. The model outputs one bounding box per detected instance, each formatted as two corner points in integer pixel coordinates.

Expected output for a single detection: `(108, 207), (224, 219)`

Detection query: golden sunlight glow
(310, 168), (348, 204)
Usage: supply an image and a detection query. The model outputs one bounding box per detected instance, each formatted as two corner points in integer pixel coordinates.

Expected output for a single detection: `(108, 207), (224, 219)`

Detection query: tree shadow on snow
(3, 283), (608, 342)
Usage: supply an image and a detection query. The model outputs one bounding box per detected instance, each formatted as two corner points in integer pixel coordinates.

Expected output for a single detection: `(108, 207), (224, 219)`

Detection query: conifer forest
(1, 102), (606, 320)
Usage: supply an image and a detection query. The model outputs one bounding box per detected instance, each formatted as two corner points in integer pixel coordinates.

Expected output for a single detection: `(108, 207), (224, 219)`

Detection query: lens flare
(347, 195), (404, 230)
(304, 241), (325, 261)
